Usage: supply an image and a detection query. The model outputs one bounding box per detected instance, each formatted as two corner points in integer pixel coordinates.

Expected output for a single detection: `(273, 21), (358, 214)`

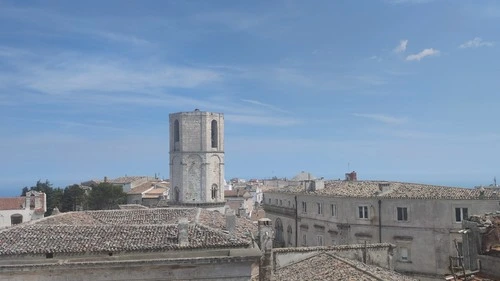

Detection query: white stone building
(0, 191), (46, 228)
(169, 110), (225, 212)
(263, 179), (500, 280)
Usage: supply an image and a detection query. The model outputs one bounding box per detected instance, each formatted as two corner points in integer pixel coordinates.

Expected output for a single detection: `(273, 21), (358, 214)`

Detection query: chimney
(345, 171), (357, 181)
(258, 218), (273, 281)
(225, 208), (236, 234)
(178, 218), (189, 246)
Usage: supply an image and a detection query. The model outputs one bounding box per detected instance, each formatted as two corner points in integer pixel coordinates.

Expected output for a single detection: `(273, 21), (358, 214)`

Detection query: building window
(400, 247), (410, 262)
(317, 235), (323, 246)
(268, 198), (271, 204)
(330, 204), (337, 217)
(302, 234), (307, 246)
(317, 203), (323, 215)
(455, 208), (468, 222)
(279, 199), (282, 206)
(10, 214), (23, 225)
(397, 207), (408, 221)
(174, 120), (180, 142)
(302, 201), (307, 213)
(211, 184), (218, 200)
(288, 201), (291, 207)
(358, 206), (369, 219)
(211, 120), (218, 148)
(275, 199), (278, 205)
(287, 225), (293, 246)
(274, 218), (284, 248)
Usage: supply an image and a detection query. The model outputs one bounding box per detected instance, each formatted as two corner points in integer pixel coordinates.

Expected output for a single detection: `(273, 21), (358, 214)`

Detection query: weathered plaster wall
(0, 256), (257, 281)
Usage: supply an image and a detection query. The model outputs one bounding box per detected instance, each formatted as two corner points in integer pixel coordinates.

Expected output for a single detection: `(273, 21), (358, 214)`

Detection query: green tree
(88, 182), (126, 210)
(61, 184), (87, 212)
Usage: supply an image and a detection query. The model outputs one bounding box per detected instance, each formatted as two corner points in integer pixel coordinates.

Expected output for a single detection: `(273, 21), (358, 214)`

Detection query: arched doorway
(10, 214), (23, 225)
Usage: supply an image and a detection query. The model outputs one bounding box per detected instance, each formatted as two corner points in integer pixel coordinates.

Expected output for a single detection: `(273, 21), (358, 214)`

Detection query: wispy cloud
(406, 48), (440, 61)
(1, 52), (221, 95)
(353, 113), (407, 125)
(225, 114), (301, 126)
(241, 99), (289, 113)
(394, 39), (408, 53)
(89, 31), (152, 46)
(459, 37), (494, 49)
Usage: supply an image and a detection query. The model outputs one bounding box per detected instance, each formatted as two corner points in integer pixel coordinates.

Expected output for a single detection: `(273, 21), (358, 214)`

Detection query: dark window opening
(174, 120), (180, 142)
(46, 253), (54, 259)
(174, 186), (180, 202)
(274, 218), (284, 248)
(108, 252), (113, 256)
(211, 120), (218, 148)
(397, 207), (408, 221)
(211, 184), (218, 200)
(10, 214), (23, 225)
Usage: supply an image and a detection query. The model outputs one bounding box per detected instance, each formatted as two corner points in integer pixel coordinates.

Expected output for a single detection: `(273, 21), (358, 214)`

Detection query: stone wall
(0, 255), (258, 281)
(478, 255), (500, 279)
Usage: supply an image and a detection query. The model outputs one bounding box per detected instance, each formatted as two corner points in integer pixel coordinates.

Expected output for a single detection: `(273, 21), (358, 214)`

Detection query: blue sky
(1, 0), (499, 195)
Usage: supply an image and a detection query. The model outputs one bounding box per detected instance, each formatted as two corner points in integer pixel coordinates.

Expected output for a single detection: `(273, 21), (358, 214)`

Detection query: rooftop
(274, 252), (417, 281)
(268, 180), (500, 200)
(108, 176), (148, 184)
(0, 197), (25, 210)
(0, 208), (257, 256)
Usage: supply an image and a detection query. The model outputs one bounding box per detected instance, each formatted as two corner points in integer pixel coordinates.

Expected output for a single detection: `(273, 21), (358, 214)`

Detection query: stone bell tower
(169, 109), (225, 211)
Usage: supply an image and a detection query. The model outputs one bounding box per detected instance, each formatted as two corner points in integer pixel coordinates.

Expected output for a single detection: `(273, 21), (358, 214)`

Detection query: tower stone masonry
(169, 110), (225, 210)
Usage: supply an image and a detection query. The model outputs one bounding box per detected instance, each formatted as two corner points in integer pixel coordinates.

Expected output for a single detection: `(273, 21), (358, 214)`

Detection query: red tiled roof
(0, 198), (25, 210)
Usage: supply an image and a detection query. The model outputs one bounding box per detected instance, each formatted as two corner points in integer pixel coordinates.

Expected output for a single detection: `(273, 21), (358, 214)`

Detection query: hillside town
(0, 110), (499, 281)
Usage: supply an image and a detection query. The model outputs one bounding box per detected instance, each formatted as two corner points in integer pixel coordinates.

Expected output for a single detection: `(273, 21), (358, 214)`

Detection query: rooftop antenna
(348, 162), (350, 171)
(494, 176), (497, 187)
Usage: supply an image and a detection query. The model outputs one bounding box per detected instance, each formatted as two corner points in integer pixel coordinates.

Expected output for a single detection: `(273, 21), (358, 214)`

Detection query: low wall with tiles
(273, 243), (394, 270)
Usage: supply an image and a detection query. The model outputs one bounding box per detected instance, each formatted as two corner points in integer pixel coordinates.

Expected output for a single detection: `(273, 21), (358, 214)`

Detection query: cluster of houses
(1, 110), (499, 280)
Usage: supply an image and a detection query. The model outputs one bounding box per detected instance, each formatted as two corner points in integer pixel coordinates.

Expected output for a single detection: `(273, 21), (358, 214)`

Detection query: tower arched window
(174, 120), (180, 142)
(211, 184), (218, 199)
(211, 120), (218, 148)
(174, 186), (180, 202)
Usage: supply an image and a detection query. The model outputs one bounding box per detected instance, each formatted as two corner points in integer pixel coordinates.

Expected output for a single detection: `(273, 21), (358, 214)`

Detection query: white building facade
(0, 191), (46, 228)
(263, 180), (500, 280)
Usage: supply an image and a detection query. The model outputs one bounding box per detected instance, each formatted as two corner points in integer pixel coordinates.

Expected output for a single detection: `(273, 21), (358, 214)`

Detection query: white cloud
(406, 48), (440, 61)
(459, 37), (494, 49)
(353, 113), (407, 125)
(394, 39), (408, 53)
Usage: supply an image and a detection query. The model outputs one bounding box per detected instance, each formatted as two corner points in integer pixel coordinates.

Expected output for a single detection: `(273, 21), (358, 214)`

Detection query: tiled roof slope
(0, 224), (248, 256)
(274, 252), (417, 281)
(270, 180), (499, 200)
(0, 197), (25, 210)
(0, 208), (257, 256)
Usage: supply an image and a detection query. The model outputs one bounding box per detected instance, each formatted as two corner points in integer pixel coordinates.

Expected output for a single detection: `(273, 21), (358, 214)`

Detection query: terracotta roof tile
(0, 198), (25, 210)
